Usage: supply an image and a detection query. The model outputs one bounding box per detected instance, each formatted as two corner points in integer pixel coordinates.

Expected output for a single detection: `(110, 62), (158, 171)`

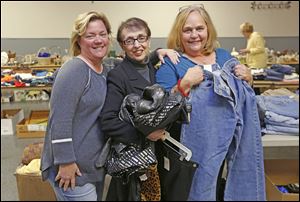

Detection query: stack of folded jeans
(270, 64), (295, 75)
(264, 69), (285, 81)
(256, 95), (299, 135)
(263, 64), (296, 81)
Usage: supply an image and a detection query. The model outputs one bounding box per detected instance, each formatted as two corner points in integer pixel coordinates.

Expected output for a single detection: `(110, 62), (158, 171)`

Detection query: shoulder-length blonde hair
(167, 6), (218, 56)
(70, 11), (112, 56)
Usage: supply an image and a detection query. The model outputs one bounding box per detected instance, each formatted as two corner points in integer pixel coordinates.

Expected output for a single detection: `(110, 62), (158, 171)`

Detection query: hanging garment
(181, 58), (266, 201)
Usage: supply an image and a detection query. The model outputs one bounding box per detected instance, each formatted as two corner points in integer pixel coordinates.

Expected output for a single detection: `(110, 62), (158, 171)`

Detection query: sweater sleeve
(156, 58), (181, 92)
(149, 48), (160, 66)
(248, 32), (266, 55)
(100, 69), (140, 144)
(49, 59), (88, 165)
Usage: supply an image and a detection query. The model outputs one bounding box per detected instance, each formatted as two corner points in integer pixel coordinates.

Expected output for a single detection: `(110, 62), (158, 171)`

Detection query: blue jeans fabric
(265, 111), (299, 126)
(265, 124), (299, 134)
(181, 58), (266, 201)
(265, 119), (299, 128)
(264, 69), (284, 81)
(261, 128), (299, 136)
(47, 167), (104, 201)
(270, 64), (295, 75)
(256, 95), (299, 119)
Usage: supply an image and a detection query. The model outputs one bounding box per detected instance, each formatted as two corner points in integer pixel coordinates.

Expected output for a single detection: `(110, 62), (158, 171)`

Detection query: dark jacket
(100, 54), (158, 146)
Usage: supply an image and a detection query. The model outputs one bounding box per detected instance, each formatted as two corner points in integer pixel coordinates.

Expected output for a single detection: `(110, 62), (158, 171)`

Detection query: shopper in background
(239, 22), (268, 68)
(100, 17), (200, 201)
(156, 4), (264, 201)
(41, 11), (112, 201)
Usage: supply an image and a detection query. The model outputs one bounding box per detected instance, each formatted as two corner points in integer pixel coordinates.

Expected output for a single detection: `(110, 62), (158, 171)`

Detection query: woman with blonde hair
(239, 22), (267, 68)
(156, 5), (265, 201)
(41, 11), (112, 201)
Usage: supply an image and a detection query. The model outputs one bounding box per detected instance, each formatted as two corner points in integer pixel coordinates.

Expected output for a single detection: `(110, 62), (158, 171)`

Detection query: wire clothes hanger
(162, 131), (192, 161)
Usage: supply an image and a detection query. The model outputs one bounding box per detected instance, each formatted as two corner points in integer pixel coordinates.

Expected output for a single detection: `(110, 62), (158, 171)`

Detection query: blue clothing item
(157, 54), (265, 200)
(264, 111), (299, 129)
(277, 186), (289, 193)
(271, 64), (295, 75)
(261, 128), (299, 136)
(34, 70), (48, 77)
(265, 119), (299, 128)
(256, 95), (299, 119)
(265, 124), (299, 134)
(156, 48), (232, 91)
(180, 58), (265, 201)
(264, 69), (284, 81)
(47, 168), (104, 201)
(265, 111), (299, 125)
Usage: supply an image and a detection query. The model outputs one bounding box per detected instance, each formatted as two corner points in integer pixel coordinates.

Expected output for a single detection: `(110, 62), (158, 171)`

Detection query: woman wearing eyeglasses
(100, 17), (194, 201)
(156, 5), (265, 201)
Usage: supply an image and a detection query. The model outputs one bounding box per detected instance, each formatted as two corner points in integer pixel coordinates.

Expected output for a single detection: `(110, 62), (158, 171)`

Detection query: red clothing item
(14, 80), (26, 87)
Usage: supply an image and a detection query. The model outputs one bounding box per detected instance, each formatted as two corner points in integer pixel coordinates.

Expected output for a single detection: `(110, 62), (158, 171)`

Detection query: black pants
(216, 160), (226, 201)
(106, 175), (140, 201)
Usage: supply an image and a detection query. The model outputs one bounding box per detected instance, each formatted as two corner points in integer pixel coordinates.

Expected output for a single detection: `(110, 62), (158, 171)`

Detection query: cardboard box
(264, 159), (299, 201)
(1, 91), (14, 103)
(16, 119), (46, 138)
(27, 110), (49, 131)
(1, 109), (24, 135)
(15, 173), (56, 201)
(14, 90), (26, 102)
(16, 110), (49, 138)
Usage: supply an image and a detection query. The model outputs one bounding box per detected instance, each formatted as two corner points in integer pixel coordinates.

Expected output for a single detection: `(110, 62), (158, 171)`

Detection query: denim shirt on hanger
(181, 58), (266, 201)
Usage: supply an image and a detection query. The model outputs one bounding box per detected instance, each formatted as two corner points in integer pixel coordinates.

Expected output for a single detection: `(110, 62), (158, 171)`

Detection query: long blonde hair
(167, 6), (218, 56)
(70, 11), (112, 56)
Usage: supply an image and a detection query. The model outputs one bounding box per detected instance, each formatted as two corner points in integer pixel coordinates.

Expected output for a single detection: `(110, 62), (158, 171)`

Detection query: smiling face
(120, 28), (150, 62)
(181, 11), (208, 56)
(78, 19), (110, 62)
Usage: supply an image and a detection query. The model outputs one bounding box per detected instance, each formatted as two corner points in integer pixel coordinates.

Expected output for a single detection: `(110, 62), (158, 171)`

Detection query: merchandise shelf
(262, 134), (299, 147)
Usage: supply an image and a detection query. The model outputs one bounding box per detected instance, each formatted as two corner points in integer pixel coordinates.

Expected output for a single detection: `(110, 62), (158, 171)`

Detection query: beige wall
(1, 1), (299, 38)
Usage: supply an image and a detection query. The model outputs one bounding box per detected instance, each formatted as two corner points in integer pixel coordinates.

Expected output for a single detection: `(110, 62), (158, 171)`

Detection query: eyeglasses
(123, 35), (148, 46)
(178, 4), (204, 13)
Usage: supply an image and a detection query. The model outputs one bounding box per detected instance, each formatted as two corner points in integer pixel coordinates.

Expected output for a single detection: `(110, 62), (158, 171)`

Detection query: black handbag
(105, 142), (157, 182)
(119, 84), (190, 135)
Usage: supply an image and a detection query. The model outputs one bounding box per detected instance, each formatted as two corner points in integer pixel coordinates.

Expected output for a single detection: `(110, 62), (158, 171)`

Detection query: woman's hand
(183, 66), (204, 87)
(234, 64), (253, 84)
(156, 49), (180, 65)
(55, 162), (82, 191)
(147, 129), (166, 141)
(239, 48), (250, 55)
(172, 66), (204, 95)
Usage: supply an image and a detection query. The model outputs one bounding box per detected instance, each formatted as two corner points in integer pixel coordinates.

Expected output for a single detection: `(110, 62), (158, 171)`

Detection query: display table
(262, 134), (299, 147)
(253, 79), (299, 89)
(253, 79), (299, 93)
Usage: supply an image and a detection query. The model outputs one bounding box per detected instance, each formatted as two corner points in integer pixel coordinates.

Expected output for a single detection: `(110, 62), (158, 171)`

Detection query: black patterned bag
(106, 142), (157, 181)
(119, 84), (189, 135)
